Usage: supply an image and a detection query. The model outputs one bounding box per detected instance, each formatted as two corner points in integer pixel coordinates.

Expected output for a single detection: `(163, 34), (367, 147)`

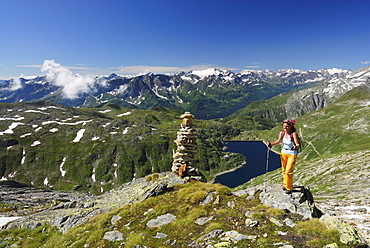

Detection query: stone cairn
(172, 112), (199, 177)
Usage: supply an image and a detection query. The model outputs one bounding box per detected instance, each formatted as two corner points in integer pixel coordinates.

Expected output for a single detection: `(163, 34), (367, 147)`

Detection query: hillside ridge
(1, 172), (368, 247)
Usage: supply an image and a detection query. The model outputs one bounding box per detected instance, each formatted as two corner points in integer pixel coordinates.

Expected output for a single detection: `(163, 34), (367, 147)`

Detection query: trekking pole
(266, 142), (272, 174)
(264, 142), (272, 192)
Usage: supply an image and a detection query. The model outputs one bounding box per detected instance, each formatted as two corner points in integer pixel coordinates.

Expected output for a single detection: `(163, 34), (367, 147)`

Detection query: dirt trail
(299, 128), (321, 156)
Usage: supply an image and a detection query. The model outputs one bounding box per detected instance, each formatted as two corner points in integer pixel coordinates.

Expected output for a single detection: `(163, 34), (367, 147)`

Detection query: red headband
(283, 119), (296, 126)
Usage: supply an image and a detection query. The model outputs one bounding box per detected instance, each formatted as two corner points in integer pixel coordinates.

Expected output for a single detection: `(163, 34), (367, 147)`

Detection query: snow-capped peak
(239, 69), (261, 75)
(326, 68), (347, 75)
(189, 68), (231, 79)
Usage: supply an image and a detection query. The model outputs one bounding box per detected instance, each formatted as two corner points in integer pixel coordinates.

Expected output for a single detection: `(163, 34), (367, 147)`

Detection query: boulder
(111, 215), (122, 225)
(233, 183), (323, 219)
(320, 215), (367, 245)
(188, 229), (257, 247)
(146, 213), (176, 228)
(195, 216), (214, 225)
(219, 230), (257, 242)
(234, 183), (368, 247)
(5, 218), (41, 230)
(61, 215), (89, 234)
(153, 232), (168, 239)
(188, 229), (224, 247)
(103, 230), (124, 242)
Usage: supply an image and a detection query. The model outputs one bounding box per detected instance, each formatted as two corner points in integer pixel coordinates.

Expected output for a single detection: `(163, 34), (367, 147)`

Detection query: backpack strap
(280, 130), (285, 140)
(281, 131), (295, 143)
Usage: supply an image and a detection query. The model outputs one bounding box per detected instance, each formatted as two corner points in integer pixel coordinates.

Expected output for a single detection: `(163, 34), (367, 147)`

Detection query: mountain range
(2, 66), (368, 120)
(0, 72), (369, 193)
(1, 65), (369, 193)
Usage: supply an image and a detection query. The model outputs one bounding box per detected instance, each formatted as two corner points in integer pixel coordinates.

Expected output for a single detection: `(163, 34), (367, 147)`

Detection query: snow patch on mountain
(21, 148), (26, 164)
(0, 116), (25, 121)
(102, 122), (111, 128)
(31, 141), (41, 147)
(117, 112), (131, 117)
(99, 109), (112, 113)
(41, 120), (93, 126)
(60, 157), (67, 177)
(326, 68), (347, 75)
(44, 177), (49, 187)
(152, 86), (169, 100)
(92, 168), (96, 182)
(38, 106), (65, 111)
(72, 129), (86, 142)
(122, 127), (129, 134)
(190, 68), (230, 79)
(0, 122), (24, 135)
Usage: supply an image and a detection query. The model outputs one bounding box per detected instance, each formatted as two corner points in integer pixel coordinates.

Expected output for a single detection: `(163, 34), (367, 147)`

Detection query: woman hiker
(267, 119), (300, 194)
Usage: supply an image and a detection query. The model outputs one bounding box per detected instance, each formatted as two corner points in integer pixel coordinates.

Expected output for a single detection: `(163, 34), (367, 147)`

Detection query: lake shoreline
(209, 161), (247, 184)
(209, 141), (281, 188)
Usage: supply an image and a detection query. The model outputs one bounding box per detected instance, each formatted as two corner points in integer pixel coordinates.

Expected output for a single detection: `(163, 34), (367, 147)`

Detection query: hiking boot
(285, 190), (292, 194)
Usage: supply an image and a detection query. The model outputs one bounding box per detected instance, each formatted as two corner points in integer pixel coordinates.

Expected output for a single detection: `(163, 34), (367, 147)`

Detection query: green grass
(294, 219), (341, 247)
(7, 86), (368, 195)
(0, 181), (347, 247)
(0, 102), (246, 193)
(237, 88), (370, 199)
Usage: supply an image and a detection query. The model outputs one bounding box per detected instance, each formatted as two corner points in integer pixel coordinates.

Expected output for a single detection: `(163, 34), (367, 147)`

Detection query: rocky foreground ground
(0, 173), (369, 247)
(0, 173), (190, 233)
(316, 200), (370, 245)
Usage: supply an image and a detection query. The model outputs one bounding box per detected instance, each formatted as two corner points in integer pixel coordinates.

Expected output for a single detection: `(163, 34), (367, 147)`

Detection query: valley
(0, 66), (369, 247)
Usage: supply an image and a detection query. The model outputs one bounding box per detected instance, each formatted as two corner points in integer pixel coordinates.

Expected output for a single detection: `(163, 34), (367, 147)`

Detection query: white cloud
(361, 61), (369, 65)
(16, 63), (93, 70)
(245, 65), (260, 69)
(245, 62), (261, 69)
(16, 64), (42, 68)
(41, 60), (97, 99)
(5, 77), (23, 91)
(117, 84), (129, 94)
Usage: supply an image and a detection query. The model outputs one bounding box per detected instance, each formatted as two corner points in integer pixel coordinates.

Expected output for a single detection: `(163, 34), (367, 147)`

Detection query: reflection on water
(213, 140), (281, 188)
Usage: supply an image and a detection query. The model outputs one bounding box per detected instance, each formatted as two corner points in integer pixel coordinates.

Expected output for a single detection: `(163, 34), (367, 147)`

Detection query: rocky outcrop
(293, 150), (370, 243)
(233, 183), (322, 219)
(317, 201), (370, 245)
(103, 230), (124, 242)
(1, 175), (368, 247)
(234, 183), (368, 247)
(2, 172), (193, 233)
(320, 215), (367, 245)
(188, 229), (257, 247)
(0, 181), (85, 216)
(287, 72), (370, 119)
(247, 69), (370, 122)
(146, 213), (176, 228)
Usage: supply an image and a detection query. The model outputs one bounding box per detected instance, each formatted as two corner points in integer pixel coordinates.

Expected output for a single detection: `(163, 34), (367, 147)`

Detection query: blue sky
(1, 0), (369, 79)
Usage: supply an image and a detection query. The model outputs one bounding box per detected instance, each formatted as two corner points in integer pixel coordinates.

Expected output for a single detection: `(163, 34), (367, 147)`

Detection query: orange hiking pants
(280, 152), (298, 191)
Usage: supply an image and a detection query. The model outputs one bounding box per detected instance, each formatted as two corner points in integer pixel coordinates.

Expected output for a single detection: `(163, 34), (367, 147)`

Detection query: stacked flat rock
(172, 112), (198, 177)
